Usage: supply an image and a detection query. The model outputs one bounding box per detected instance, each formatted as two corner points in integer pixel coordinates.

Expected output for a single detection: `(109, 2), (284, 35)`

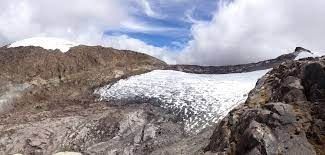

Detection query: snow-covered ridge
(95, 69), (269, 133)
(9, 37), (79, 52)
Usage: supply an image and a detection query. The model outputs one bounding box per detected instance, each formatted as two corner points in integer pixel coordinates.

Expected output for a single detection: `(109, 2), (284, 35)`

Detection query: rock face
(167, 47), (312, 74)
(205, 57), (325, 154)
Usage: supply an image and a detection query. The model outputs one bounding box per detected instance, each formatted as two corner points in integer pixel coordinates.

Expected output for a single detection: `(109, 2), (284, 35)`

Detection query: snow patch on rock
(9, 37), (78, 52)
(295, 51), (319, 60)
(95, 70), (269, 133)
(294, 47), (320, 60)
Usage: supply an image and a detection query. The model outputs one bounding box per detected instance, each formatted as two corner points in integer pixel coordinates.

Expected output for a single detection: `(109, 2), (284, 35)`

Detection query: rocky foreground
(205, 57), (325, 154)
(0, 45), (324, 155)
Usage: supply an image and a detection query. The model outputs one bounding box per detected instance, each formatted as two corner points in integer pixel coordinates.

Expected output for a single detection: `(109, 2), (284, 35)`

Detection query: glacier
(9, 37), (78, 52)
(95, 69), (269, 133)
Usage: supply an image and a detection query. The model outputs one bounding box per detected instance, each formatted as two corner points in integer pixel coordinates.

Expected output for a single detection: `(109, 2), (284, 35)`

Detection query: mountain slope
(167, 47), (315, 74)
(1, 45), (166, 82)
(0, 45), (166, 112)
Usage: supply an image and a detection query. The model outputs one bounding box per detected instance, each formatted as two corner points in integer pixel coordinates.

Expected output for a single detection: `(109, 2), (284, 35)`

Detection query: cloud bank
(103, 35), (177, 63)
(0, 0), (129, 44)
(1, 0), (325, 65)
(180, 0), (325, 65)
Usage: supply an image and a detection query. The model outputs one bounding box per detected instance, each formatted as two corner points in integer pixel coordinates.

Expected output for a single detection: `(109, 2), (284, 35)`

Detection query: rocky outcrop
(205, 57), (325, 154)
(167, 47), (312, 74)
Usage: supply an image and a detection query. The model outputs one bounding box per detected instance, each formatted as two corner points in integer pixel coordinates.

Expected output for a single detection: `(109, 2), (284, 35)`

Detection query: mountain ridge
(166, 47), (314, 74)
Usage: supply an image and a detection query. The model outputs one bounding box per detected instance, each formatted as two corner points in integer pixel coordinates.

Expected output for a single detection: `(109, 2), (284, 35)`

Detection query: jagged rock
(205, 57), (325, 154)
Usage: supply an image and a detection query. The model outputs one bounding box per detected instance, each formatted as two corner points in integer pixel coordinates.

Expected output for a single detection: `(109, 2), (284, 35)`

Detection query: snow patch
(95, 70), (269, 133)
(9, 37), (78, 52)
(295, 50), (320, 60)
(295, 47), (321, 60)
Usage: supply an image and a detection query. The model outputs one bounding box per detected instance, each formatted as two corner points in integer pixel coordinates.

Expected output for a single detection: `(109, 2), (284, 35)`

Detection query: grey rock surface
(205, 57), (325, 155)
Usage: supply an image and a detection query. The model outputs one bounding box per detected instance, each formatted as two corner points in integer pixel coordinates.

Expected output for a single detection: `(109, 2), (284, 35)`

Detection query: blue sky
(105, 0), (219, 49)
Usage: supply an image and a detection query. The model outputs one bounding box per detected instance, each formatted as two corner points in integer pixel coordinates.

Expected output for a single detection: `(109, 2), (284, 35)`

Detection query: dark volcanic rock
(205, 57), (325, 155)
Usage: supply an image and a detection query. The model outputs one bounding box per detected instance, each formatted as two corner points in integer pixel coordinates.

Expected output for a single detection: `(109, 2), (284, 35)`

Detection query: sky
(0, 0), (325, 65)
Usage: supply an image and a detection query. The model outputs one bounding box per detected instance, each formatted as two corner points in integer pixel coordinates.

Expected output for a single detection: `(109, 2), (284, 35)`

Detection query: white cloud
(0, 0), (130, 44)
(139, 0), (164, 19)
(103, 35), (176, 64)
(120, 20), (179, 34)
(0, 0), (178, 64)
(184, 9), (202, 24)
(178, 0), (325, 65)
